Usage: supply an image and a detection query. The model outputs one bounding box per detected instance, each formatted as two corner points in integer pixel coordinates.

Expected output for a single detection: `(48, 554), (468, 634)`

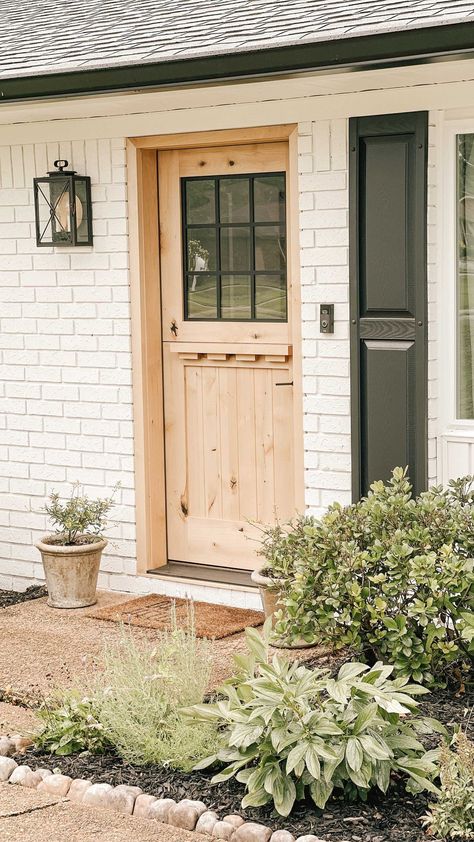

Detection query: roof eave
(1, 20), (474, 102)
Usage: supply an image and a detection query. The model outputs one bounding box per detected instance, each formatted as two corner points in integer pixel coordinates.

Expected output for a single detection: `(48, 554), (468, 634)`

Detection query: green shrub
(260, 469), (474, 685)
(36, 690), (111, 756)
(44, 481), (118, 545)
(97, 613), (221, 771)
(422, 729), (474, 839)
(187, 622), (445, 816)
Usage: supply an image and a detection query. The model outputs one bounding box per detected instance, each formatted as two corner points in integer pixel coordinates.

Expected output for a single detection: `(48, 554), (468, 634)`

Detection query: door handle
(275, 381), (293, 386)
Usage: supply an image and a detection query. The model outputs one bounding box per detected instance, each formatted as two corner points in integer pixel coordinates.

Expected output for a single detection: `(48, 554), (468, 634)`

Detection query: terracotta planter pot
(251, 568), (317, 650)
(36, 536), (107, 609)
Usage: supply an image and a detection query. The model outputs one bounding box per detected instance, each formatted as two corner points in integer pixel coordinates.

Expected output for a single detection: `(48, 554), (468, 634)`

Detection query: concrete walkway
(0, 783), (205, 842)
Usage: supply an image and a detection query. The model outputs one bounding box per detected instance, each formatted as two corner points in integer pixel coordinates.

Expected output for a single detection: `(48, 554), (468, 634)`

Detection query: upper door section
(159, 142), (290, 345)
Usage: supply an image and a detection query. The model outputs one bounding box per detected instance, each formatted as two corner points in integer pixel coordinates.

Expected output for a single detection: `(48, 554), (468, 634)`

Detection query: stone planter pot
(36, 536), (107, 609)
(250, 568), (282, 622)
(251, 568), (316, 650)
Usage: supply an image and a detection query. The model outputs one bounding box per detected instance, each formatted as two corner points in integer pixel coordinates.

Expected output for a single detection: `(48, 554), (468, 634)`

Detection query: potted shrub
(36, 483), (117, 609)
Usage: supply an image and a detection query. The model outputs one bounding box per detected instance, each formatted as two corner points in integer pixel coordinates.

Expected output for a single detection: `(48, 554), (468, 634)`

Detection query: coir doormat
(86, 594), (264, 639)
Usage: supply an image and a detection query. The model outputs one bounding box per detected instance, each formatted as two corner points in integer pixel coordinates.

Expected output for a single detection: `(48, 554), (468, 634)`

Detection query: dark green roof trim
(1, 21), (474, 102)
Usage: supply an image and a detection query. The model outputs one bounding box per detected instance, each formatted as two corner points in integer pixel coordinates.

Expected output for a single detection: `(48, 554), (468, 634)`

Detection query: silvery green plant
(186, 621), (445, 817)
(44, 482), (119, 545)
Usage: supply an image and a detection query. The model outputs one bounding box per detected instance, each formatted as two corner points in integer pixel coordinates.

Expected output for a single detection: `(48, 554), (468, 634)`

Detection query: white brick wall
(298, 120), (351, 515)
(0, 138), (137, 592)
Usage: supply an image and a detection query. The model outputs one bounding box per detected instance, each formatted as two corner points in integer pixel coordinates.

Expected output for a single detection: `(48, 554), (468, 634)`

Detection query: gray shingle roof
(0, 0), (473, 80)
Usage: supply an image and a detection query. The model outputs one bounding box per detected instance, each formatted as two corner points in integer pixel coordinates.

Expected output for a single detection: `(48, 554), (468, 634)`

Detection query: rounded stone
(133, 794), (157, 819)
(0, 737), (15, 757)
(67, 779), (92, 804)
(295, 837), (326, 842)
(36, 769), (53, 780)
(232, 823), (273, 842)
(23, 771), (44, 788)
(224, 815), (245, 829)
(108, 787), (136, 815)
(38, 773), (72, 797)
(0, 757), (18, 781)
(196, 811), (219, 834)
(82, 782), (114, 807)
(148, 797), (176, 823)
(114, 784), (143, 798)
(168, 802), (201, 831)
(213, 821), (235, 839)
(9, 765), (32, 785)
(179, 798), (208, 816)
(270, 832), (296, 842)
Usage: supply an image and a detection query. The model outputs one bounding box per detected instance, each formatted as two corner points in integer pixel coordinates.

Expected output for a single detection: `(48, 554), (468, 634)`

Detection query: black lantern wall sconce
(33, 160), (93, 247)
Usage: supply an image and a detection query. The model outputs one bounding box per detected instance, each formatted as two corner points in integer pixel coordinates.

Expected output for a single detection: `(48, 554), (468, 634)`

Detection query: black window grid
(181, 172), (287, 322)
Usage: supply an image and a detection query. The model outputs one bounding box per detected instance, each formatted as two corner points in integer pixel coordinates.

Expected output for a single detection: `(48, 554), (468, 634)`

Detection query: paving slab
(0, 783), (207, 841)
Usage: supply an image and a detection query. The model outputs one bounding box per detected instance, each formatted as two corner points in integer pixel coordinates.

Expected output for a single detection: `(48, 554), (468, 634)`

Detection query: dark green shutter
(349, 112), (428, 498)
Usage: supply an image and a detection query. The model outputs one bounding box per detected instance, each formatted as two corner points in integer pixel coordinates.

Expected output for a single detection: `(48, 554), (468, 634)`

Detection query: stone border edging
(0, 735), (327, 842)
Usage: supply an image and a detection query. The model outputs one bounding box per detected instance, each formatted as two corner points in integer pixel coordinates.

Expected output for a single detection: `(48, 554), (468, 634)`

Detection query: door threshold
(147, 561), (255, 589)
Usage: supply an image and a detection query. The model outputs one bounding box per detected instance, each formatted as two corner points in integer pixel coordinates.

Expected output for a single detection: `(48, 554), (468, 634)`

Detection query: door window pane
(219, 178), (249, 223)
(186, 274), (218, 319)
(254, 175), (286, 223)
(457, 134), (474, 418)
(255, 226), (286, 271)
(255, 275), (287, 320)
(221, 227), (251, 272)
(221, 275), (252, 319)
(182, 172), (287, 320)
(186, 228), (216, 272)
(185, 180), (215, 224)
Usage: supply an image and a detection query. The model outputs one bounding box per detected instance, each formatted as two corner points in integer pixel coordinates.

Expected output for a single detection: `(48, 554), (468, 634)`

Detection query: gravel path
(0, 783), (205, 842)
(0, 591), (326, 702)
(0, 703), (39, 737)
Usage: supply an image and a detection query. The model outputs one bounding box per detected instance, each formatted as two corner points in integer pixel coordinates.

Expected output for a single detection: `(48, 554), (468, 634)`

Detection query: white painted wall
(1, 59), (474, 599)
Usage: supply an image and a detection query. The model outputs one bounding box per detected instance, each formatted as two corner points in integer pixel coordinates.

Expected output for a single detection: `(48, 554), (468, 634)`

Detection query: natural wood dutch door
(159, 142), (295, 569)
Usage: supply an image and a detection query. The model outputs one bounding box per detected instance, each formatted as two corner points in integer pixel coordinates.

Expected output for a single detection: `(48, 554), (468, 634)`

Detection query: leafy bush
(187, 622), (445, 816)
(44, 481), (118, 545)
(97, 613), (221, 771)
(36, 690), (111, 756)
(423, 729), (474, 839)
(260, 469), (474, 685)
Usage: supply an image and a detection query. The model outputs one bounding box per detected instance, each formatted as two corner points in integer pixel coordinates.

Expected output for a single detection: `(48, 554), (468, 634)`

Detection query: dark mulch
(22, 688), (473, 842)
(0, 585), (47, 609)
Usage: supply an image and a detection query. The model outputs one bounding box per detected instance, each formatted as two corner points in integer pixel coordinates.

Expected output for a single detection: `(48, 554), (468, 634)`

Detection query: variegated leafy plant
(185, 621), (446, 816)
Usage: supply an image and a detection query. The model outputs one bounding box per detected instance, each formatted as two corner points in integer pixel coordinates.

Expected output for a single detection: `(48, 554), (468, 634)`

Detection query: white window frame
(440, 118), (474, 437)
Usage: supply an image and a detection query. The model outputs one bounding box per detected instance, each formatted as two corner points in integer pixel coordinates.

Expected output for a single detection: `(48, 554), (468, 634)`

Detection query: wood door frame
(127, 124), (304, 574)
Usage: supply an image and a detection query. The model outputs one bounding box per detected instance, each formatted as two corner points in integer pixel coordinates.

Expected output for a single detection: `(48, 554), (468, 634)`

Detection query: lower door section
(163, 345), (295, 570)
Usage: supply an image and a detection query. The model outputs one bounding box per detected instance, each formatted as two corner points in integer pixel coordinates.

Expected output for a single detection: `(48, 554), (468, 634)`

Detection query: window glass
(186, 180), (215, 224)
(182, 173), (287, 321)
(457, 135), (474, 418)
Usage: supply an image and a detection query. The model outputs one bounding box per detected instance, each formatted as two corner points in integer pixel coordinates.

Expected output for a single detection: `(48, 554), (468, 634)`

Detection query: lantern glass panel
(35, 176), (72, 245)
(74, 178), (91, 243)
(49, 177), (74, 244)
